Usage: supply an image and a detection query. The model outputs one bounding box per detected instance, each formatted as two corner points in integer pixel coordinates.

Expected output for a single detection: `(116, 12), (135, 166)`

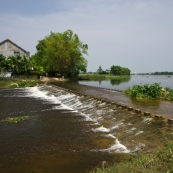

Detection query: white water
(10, 84), (161, 153)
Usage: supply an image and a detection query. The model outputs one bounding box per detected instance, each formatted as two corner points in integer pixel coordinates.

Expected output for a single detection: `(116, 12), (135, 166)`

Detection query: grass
(78, 74), (130, 81)
(0, 77), (43, 89)
(90, 141), (173, 173)
(1, 116), (30, 123)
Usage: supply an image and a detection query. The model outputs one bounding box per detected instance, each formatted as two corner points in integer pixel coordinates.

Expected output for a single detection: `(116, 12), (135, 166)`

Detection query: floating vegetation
(1, 116), (30, 123)
(124, 83), (173, 101)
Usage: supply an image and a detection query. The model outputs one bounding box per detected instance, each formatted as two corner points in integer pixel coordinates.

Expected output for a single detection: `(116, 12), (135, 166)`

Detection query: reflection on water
(79, 75), (173, 90)
(110, 76), (131, 85)
(0, 84), (173, 173)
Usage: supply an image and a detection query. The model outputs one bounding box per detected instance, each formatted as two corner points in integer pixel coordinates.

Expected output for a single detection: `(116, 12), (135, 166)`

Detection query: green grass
(0, 77), (43, 88)
(90, 141), (173, 173)
(78, 74), (130, 81)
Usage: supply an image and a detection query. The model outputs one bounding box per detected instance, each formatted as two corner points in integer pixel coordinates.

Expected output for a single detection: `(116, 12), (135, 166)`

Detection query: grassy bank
(0, 77), (43, 89)
(90, 141), (173, 173)
(78, 74), (131, 81)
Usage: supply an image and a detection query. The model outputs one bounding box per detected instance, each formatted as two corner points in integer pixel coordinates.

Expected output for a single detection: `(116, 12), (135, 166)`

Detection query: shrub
(124, 83), (173, 100)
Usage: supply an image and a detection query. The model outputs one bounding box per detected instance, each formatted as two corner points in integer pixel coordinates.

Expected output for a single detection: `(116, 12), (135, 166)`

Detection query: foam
(135, 131), (144, 136)
(92, 126), (110, 132)
(100, 139), (130, 153)
(111, 122), (124, 130)
(132, 143), (146, 152)
(105, 134), (116, 138)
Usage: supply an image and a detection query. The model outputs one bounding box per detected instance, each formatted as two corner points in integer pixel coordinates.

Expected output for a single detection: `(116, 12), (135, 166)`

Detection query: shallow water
(78, 75), (173, 90)
(0, 84), (173, 173)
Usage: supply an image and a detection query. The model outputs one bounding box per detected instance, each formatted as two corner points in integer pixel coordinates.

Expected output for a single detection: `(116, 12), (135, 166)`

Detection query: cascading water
(0, 83), (173, 173)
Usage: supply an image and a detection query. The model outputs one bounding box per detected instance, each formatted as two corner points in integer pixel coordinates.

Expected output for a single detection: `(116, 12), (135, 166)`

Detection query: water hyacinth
(124, 83), (173, 101)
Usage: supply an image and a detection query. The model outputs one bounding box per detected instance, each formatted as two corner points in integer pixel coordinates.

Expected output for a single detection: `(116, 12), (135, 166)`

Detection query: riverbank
(0, 77), (43, 88)
(78, 74), (130, 80)
(90, 141), (173, 173)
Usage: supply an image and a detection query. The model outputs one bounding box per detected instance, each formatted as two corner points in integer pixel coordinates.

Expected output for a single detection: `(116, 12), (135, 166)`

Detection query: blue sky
(0, 0), (173, 73)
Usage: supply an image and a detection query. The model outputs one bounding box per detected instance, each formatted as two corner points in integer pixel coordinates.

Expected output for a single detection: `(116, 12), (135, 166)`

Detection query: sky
(0, 0), (173, 73)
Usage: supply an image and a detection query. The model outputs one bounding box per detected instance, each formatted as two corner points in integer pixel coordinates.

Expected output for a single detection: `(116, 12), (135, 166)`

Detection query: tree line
(0, 30), (88, 78)
(0, 29), (132, 78)
(152, 71), (173, 75)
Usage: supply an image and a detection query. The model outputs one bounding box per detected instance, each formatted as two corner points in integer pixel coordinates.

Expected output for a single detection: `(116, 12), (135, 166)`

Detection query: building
(0, 39), (30, 59)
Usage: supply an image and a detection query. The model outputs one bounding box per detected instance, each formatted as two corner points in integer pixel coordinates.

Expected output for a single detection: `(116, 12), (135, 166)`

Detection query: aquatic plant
(124, 83), (173, 101)
(1, 116), (29, 123)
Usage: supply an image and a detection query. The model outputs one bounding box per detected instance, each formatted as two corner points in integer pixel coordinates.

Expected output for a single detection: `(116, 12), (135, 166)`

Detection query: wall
(0, 41), (30, 59)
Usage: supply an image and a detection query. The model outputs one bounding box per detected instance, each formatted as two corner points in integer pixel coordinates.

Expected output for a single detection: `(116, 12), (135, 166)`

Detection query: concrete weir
(66, 89), (172, 124)
(41, 77), (173, 124)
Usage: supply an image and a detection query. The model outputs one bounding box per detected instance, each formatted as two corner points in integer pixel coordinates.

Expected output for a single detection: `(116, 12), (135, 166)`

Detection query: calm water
(78, 75), (173, 91)
(0, 84), (173, 173)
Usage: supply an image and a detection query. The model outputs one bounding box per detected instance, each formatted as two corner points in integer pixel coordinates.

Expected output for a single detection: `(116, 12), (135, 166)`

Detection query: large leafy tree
(110, 65), (121, 75)
(110, 65), (131, 75)
(34, 30), (88, 77)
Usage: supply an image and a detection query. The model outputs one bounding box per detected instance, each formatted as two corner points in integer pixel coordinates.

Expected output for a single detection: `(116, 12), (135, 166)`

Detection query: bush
(124, 83), (173, 100)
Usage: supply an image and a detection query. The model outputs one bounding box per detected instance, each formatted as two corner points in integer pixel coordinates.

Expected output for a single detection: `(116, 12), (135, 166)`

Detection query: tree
(0, 54), (6, 71)
(110, 65), (131, 75)
(110, 65), (121, 75)
(1, 55), (29, 75)
(33, 30), (88, 77)
(97, 66), (103, 74)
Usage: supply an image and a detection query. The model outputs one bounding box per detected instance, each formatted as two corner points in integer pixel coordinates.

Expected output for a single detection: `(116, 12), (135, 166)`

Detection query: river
(78, 75), (173, 91)
(0, 83), (173, 173)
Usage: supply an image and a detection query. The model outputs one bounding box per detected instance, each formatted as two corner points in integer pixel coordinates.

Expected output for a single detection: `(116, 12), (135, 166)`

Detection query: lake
(78, 75), (173, 91)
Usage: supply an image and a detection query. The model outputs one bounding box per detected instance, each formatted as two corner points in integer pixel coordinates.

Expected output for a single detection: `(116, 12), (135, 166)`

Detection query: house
(0, 39), (30, 59)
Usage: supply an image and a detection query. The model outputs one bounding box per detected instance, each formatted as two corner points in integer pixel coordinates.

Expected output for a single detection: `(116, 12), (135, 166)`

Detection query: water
(0, 84), (173, 173)
(78, 75), (173, 91)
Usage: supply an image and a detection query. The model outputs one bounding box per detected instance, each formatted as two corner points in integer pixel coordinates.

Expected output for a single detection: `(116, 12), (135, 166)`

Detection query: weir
(43, 77), (173, 122)
(35, 83), (173, 153)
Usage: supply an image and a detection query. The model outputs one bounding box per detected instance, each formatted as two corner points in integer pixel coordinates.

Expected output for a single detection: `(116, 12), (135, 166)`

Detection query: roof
(0, 39), (29, 53)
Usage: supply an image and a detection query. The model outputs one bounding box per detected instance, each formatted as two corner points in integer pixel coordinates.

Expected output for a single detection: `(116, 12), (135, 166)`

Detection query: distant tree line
(152, 71), (173, 75)
(96, 65), (131, 75)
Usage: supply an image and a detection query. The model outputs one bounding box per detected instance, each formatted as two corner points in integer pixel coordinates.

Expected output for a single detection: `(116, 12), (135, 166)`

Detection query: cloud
(0, 0), (173, 73)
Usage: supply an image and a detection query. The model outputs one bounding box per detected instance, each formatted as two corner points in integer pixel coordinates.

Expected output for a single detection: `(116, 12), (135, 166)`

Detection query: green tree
(3, 56), (29, 75)
(33, 30), (88, 77)
(0, 54), (6, 71)
(110, 65), (131, 75)
(97, 66), (103, 74)
(110, 65), (121, 75)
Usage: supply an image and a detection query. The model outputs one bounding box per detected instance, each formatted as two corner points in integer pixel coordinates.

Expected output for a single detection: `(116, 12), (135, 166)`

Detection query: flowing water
(0, 84), (173, 173)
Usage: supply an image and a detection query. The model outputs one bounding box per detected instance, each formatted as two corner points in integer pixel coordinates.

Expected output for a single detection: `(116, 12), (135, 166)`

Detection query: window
(14, 52), (20, 56)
